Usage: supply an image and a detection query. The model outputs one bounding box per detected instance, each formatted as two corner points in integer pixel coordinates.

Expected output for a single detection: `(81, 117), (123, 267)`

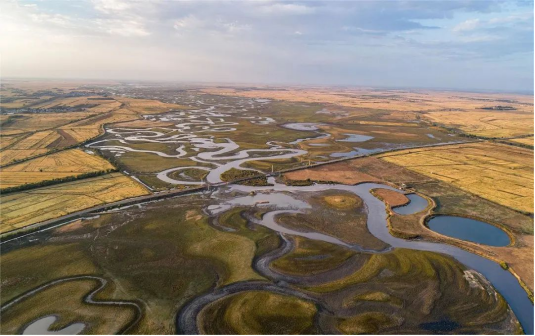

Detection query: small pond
(23, 316), (85, 335)
(336, 133), (374, 142)
(392, 194), (428, 215)
(427, 216), (510, 246)
(282, 123), (323, 131)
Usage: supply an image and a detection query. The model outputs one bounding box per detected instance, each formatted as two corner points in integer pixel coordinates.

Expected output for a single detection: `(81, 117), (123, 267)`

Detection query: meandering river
(179, 180), (533, 334)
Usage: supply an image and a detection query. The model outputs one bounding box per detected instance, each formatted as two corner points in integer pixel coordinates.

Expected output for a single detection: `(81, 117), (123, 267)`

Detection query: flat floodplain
(0, 81), (533, 335)
(1, 188), (524, 334)
(282, 155), (533, 296)
(379, 142), (534, 213)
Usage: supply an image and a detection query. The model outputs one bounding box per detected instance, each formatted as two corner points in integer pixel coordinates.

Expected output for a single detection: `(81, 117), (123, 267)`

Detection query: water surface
(282, 123), (323, 131)
(392, 194), (428, 215)
(336, 133), (374, 142)
(427, 216), (511, 246)
(23, 316), (85, 335)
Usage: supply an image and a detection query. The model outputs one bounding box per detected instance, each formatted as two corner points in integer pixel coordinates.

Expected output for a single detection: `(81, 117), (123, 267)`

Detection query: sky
(1, 0), (533, 92)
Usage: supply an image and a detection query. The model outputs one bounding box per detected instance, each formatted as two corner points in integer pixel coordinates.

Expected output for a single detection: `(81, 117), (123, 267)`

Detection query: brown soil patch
(185, 209), (202, 222)
(372, 189), (409, 207)
(284, 162), (380, 185)
(323, 194), (362, 210)
(56, 219), (84, 233)
(496, 235), (534, 293)
(284, 157), (427, 186)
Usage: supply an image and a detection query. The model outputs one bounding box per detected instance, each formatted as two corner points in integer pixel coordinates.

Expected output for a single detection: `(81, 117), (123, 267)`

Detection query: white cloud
(452, 19), (480, 32)
(488, 13), (534, 25)
(258, 3), (315, 15)
(92, 0), (131, 14)
(97, 19), (150, 37)
(29, 12), (72, 27)
(173, 15), (205, 30)
(223, 21), (251, 34)
(0, 0), (532, 91)
(173, 15), (250, 35)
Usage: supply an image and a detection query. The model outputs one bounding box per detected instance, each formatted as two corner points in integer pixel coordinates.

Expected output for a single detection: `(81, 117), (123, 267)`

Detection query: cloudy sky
(1, 0), (533, 92)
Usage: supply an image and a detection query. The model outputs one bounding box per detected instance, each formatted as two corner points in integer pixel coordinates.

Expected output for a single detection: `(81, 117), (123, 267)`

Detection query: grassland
(284, 155), (534, 292)
(269, 240), (519, 333)
(204, 87), (533, 141)
(322, 193), (362, 210)
(337, 312), (401, 334)
(0, 94), (189, 165)
(199, 291), (317, 334)
(278, 190), (386, 249)
(220, 168), (271, 186)
(203, 86), (533, 114)
(379, 142), (534, 213)
(371, 188), (410, 207)
(0, 196), (281, 334)
(1, 178), (524, 334)
(0, 173), (149, 233)
(284, 158), (383, 184)
(1, 244), (100, 303)
(424, 111), (534, 138)
(308, 248), (515, 331)
(271, 236), (356, 276)
(509, 136), (534, 146)
(0, 279), (137, 335)
(1, 149), (114, 188)
(0, 82), (531, 334)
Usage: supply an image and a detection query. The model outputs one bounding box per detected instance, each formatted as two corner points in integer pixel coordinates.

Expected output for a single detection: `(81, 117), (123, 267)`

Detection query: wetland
(1, 82), (533, 335)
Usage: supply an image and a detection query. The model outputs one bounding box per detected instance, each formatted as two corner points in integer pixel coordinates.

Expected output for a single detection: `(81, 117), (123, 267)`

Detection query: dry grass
(202, 87), (533, 114)
(7, 130), (61, 149)
(203, 86), (533, 139)
(372, 188), (409, 207)
(284, 162), (380, 184)
(0, 95), (189, 165)
(0, 149), (50, 165)
(1, 149), (114, 188)
(424, 111), (534, 138)
(322, 194), (362, 210)
(0, 135), (24, 149)
(509, 136), (534, 146)
(0, 173), (149, 233)
(380, 142), (534, 213)
(1, 113), (96, 134)
(1, 279), (136, 335)
(200, 291), (317, 334)
(0, 79), (118, 93)
(114, 97), (189, 114)
(187, 234), (265, 285)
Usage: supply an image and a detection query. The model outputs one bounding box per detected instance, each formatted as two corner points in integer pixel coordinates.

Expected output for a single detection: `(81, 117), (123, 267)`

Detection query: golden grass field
(380, 142), (534, 213)
(1, 149), (114, 188)
(0, 173), (149, 233)
(203, 87), (533, 138)
(424, 111), (534, 138)
(203, 86), (533, 113)
(509, 136), (534, 146)
(0, 94), (189, 165)
(1, 113), (96, 134)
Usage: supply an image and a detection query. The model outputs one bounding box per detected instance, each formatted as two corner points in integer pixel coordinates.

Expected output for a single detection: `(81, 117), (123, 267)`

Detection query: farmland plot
(0, 173), (149, 233)
(380, 142), (534, 213)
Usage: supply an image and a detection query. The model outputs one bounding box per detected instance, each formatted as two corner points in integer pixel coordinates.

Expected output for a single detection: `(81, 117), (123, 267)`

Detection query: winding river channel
(177, 180), (533, 334)
(81, 100), (532, 333)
